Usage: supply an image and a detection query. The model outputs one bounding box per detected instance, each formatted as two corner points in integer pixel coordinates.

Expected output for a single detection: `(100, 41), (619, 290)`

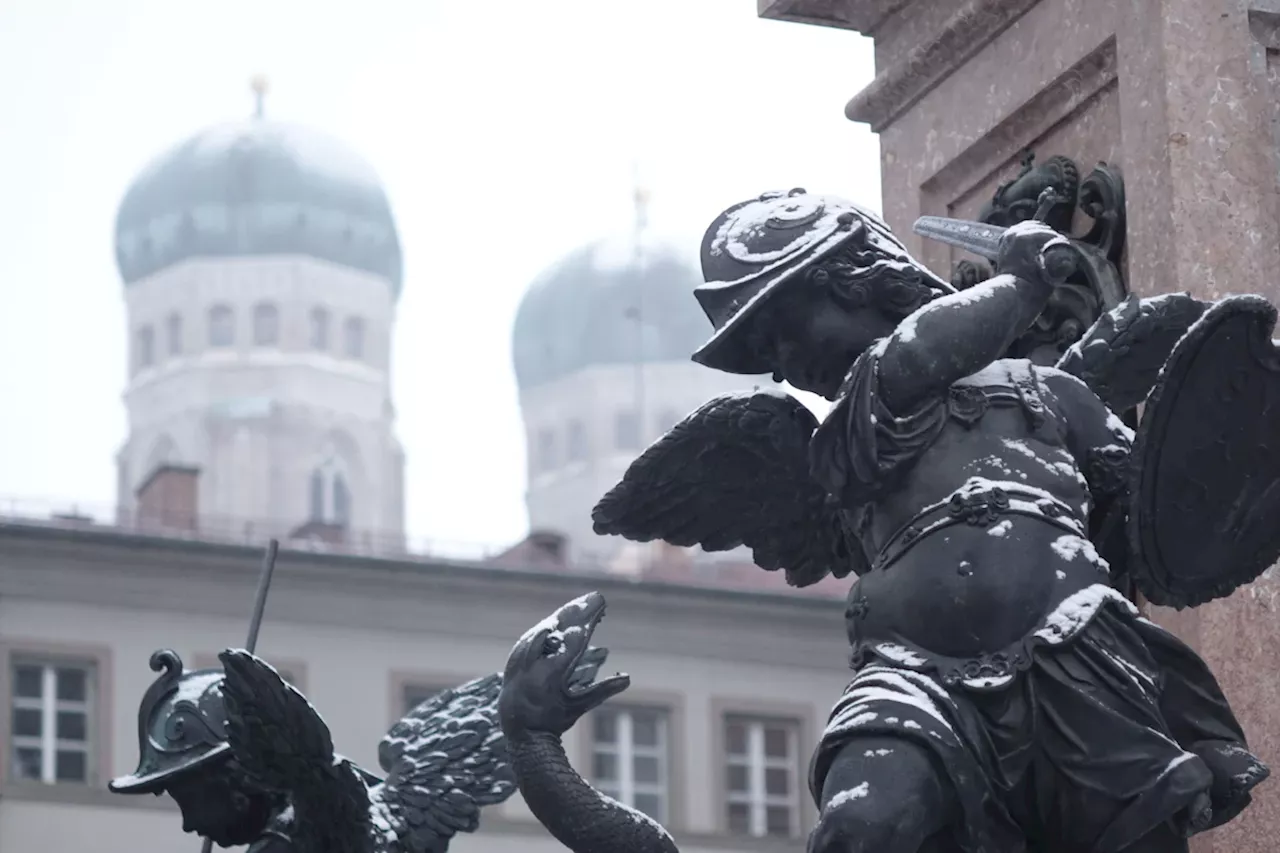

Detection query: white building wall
(116, 255), (405, 545)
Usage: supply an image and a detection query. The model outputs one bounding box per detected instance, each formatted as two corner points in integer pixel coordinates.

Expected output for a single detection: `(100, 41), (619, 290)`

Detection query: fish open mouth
(559, 594), (630, 702)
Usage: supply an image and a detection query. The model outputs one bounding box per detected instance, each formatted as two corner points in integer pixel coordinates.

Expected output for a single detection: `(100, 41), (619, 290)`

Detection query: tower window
(308, 460), (350, 527)
(253, 303), (280, 346)
(135, 325), (155, 371)
(343, 316), (365, 360)
(208, 305), (234, 348)
(567, 420), (588, 463)
(614, 410), (640, 451)
(166, 313), (183, 356)
(309, 307), (330, 351)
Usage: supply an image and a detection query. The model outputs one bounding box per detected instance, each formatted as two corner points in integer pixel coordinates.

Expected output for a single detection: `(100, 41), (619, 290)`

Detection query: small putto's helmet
(692, 188), (947, 375)
(108, 650), (232, 794)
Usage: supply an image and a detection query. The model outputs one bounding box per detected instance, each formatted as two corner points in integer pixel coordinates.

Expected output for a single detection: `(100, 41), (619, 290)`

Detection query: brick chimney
(135, 464), (200, 532)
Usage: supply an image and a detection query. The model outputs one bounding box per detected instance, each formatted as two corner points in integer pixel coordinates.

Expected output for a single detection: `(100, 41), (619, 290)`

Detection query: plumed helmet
(691, 188), (946, 375)
(109, 649), (232, 794)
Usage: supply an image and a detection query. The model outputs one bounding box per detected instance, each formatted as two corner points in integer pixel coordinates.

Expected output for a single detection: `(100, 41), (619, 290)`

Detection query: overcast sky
(0, 0), (879, 551)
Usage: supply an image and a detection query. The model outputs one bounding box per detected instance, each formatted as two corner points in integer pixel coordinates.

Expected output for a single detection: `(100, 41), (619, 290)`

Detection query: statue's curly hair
(804, 240), (946, 320)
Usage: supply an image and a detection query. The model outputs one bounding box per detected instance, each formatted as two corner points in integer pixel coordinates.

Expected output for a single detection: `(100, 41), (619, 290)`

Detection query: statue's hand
(996, 220), (1076, 285)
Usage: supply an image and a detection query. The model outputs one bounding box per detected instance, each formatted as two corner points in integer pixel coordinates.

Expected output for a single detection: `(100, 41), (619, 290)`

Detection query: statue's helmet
(691, 188), (949, 375)
(108, 650), (232, 794)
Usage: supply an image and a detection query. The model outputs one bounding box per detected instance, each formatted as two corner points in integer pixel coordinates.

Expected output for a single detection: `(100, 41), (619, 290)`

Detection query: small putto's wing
(592, 390), (864, 586)
(370, 669), (528, 853)
(1055, 292), (1207, 414)
(219, 650), (372, 853)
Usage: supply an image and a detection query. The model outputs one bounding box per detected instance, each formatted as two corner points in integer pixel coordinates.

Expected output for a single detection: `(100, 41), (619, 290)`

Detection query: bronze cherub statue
(581, 187), (1280, 852)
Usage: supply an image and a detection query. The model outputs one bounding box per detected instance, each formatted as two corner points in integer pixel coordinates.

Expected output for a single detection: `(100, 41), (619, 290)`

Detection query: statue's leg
(808, 735), (958, 853)
(1132, 617), (1270, 826)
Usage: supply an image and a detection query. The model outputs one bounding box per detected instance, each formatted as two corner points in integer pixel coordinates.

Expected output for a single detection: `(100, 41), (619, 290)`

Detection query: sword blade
(912, 216), (1007, 261)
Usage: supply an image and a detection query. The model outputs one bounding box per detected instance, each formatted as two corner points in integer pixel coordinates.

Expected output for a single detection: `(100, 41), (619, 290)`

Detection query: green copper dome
(115, 119), (402, 293)
(512, 237), (714, 390)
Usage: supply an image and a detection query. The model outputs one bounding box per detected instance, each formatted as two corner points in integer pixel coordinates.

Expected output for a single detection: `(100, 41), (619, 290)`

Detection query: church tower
(112, 79), (406, 550)
(511, 184), (772, 567)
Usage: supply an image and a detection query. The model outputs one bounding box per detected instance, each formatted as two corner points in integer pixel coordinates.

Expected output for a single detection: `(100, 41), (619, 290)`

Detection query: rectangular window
(10, 660), (95, 785)
(723, 715), (799, 838)
(591, 706), (669, 823)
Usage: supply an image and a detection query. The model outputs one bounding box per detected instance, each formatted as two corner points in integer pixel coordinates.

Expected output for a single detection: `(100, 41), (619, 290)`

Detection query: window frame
(0, 640), (112, 795)
(714, 705), (808, 840)
(588, 704), (671, 824)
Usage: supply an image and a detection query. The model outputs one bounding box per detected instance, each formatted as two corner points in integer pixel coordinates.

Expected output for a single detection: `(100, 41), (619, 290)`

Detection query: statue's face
(164, 764), (274, 848)
(746, 282), (897, 399)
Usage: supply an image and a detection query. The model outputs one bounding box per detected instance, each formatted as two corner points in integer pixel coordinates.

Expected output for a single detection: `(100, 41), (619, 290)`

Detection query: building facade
(0, 520), (851, 853)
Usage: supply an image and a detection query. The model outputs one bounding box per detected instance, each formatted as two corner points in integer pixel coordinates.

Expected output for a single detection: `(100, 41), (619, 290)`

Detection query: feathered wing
(366, 650), (618, 853)
(1054, 292), (1208, 414)
(592, 390), (865, 587)
(219, 649), (373, 853)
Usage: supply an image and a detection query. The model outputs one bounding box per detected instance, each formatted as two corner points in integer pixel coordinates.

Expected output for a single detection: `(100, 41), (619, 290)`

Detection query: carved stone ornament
(952, 151), (1128, 366)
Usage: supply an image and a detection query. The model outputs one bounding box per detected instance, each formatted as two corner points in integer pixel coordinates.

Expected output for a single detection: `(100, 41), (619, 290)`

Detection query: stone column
(760, 1), (1280, 850)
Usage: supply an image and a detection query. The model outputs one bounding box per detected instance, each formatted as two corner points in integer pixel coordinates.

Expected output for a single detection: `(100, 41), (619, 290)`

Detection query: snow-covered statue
(499, 174), (1280, 853)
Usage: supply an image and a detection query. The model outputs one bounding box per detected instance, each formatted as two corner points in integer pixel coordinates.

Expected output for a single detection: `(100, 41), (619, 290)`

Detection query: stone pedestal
(761, 1), (1280, 850)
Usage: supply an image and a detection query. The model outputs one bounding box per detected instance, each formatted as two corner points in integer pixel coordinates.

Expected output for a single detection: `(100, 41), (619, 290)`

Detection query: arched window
(208, 305), (234, 348)
(307, 458), (351, 528)
(343, 316), (366, 360)
(252, 303), (279, 346)
(166, 313), (183, 356)
(309, 307), (330, 351)
(135, 325), (155, 371)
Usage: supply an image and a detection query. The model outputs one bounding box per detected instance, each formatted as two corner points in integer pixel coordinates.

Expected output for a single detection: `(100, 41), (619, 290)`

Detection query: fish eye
(542, 634), (563, 655)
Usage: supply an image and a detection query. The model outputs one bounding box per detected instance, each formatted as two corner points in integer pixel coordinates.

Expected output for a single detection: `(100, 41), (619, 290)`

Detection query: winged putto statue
(109, 646), (607, 852)
(590, 180), (1280, 853)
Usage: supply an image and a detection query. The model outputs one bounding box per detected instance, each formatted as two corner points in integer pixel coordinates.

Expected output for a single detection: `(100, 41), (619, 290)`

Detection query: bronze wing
(219, 649), (373, 853)
(1055, 292), (1208, 415)
(592, 390), (866, 586)
(1129, 295), (1280, 608)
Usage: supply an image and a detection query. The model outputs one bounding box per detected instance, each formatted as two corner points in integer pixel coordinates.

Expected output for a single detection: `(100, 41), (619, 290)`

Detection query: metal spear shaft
(199, 538), (280, 853)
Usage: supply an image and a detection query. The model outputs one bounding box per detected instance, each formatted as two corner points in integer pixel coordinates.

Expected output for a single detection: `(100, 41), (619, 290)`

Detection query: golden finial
(250, 74), (269, 119)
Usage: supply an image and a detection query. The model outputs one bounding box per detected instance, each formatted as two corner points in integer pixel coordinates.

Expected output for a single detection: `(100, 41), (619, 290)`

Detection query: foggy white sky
(0, 0), (880, 551)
